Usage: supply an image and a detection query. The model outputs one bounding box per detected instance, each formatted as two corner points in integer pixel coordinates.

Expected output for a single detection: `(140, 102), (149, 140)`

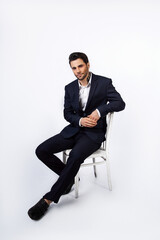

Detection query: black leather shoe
(28, 198), (49, 220)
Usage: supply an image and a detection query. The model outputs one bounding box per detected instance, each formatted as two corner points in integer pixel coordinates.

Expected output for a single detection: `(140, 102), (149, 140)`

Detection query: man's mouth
(77, 74), (82, 78)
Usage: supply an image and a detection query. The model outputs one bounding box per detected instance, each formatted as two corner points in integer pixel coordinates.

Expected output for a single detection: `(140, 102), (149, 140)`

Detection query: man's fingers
(85, 124), (96, 128)
(81, 117), (97, 127)
(87, 115), (98, 121)
(84, 119), (97, 127)
(86, 118), (97, 123)
(85, 121), (97, 126)
(86, 119), (96, 123)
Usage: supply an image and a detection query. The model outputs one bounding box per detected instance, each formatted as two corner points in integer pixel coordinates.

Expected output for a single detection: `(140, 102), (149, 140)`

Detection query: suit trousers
(35, 129), (101, 203)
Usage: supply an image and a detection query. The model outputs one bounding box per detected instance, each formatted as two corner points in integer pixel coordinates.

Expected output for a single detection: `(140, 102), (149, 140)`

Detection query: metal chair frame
(63, 112), (114, 198)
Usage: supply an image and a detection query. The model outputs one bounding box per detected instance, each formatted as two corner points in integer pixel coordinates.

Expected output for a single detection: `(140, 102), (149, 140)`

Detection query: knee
(35, 145), (44, 160)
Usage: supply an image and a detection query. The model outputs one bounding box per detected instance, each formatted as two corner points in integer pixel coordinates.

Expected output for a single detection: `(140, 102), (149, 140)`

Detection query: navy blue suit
(36, 73), (125, 203)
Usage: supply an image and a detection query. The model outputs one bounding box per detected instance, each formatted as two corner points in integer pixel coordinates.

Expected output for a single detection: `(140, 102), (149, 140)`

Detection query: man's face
(70, 58), (90, 81)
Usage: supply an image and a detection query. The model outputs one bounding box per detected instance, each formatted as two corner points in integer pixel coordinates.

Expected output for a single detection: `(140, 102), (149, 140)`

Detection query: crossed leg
(36, 131), (101, 203)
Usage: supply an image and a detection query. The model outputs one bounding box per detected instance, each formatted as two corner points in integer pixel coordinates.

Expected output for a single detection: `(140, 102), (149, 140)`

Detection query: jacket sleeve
(97, 79), (125, 118)
(63, 86), (81, 127)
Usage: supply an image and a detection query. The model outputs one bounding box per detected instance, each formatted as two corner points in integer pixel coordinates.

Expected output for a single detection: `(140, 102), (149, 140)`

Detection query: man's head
(69, 52), (89, 65)
(69, 52), (90, 81)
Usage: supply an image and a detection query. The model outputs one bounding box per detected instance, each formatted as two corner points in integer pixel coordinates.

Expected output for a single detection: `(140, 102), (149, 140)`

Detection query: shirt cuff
(79, 118), (83, 127)
(96, 109), (101, 117)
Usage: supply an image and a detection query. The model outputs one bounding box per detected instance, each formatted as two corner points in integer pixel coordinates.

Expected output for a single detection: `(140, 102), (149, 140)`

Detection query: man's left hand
(88, 110), (100, 121)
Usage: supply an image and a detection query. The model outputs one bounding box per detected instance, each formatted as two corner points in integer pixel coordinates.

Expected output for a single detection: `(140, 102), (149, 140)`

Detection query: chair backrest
(101, 112), (114, 153)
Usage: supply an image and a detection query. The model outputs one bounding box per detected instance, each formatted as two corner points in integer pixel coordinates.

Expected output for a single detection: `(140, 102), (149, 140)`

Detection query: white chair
(63, 112), (114, 198)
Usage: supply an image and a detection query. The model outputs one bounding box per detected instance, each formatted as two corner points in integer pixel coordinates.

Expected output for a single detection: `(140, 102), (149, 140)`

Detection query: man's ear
(87, 62), (90, 69)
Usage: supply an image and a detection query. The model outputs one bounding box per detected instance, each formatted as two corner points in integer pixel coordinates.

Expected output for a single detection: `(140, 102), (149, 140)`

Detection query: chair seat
(64, 148), (106, 159)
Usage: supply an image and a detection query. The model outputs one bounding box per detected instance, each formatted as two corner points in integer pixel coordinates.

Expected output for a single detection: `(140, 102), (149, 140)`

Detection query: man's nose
(76, 68), (80, 73)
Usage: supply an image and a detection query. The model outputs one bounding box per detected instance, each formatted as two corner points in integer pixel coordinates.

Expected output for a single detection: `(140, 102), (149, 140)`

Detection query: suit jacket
(60, 73), (125, 144)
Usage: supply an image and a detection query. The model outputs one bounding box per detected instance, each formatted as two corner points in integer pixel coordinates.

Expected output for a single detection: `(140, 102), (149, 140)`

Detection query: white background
(1, 0), (160, 239)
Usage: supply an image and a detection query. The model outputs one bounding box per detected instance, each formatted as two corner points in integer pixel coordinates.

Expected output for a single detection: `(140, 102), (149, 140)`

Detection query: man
(28, 52), (125, 220)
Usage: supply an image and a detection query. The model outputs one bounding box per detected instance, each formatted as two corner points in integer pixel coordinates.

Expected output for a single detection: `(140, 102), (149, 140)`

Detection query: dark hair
(69, 52), (89, 65)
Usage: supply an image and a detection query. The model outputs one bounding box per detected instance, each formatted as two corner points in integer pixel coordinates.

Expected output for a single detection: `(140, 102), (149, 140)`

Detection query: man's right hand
(80, 117), (97, 128)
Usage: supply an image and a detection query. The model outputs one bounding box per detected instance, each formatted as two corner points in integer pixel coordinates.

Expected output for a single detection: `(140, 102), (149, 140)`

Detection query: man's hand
(88, 110), (100, 121)
(80, 117), (97, 128)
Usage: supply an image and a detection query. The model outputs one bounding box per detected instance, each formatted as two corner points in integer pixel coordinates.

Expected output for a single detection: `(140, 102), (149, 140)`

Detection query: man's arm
(90, 79), (125, 119)
(63, 86), (80, 127)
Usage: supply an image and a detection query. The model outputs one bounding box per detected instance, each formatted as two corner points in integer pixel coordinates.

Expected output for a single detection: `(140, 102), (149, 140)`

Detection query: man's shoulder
(65, 79), (77, 89)
(92, 73), (112, 83)
(93, 73), (111, 80)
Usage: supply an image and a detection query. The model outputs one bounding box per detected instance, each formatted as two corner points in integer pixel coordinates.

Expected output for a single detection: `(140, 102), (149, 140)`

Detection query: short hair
(69, 52), (89, 65)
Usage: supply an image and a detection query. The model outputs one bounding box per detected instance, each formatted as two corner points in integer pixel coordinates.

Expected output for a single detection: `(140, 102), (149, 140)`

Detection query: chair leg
(75, 173), (79, 198)
(106, 160), (112, 191)
(92, 158), (97, 178)
(63, 151), (66, 164)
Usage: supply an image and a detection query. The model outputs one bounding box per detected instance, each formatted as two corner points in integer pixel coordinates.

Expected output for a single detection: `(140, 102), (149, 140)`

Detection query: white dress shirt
(78, 73), (100, 126)
(78, 73), (92, 111)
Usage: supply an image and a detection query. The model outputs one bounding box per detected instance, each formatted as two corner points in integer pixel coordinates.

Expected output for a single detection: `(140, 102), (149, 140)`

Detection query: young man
(28, 52), (125, 220)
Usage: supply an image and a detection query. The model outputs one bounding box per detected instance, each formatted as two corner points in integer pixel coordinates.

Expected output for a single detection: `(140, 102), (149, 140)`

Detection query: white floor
(2, 160), (160, 240)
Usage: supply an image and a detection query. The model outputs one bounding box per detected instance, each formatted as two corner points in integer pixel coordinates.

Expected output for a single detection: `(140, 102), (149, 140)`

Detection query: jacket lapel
(85, 73), (98, 110)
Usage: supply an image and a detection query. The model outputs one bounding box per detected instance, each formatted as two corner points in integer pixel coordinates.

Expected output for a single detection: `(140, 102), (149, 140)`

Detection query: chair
(63, 112), (114, 198)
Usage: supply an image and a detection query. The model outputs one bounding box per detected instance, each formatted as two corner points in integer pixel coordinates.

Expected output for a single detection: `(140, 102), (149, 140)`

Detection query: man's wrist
(79, 118), (83, 127)
(96, 109), (101, 117)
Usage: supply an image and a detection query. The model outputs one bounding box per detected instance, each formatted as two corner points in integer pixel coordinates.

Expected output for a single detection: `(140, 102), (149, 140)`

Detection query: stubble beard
(77, 71), (89, 81)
